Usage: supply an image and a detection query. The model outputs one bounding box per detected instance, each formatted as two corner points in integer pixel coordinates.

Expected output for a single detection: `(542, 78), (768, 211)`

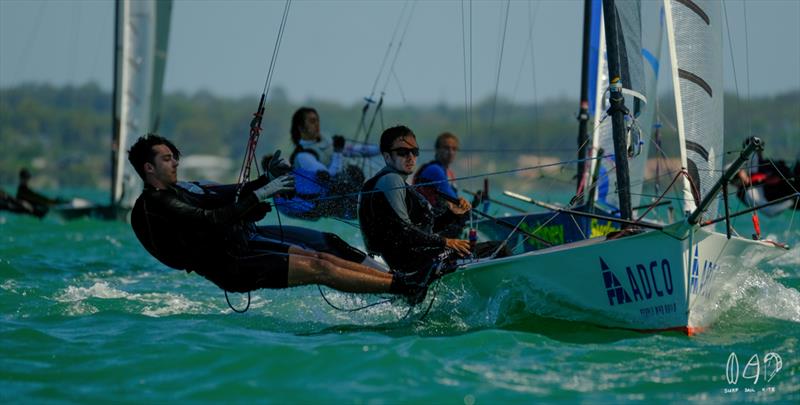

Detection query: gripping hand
(332, 135), (346, 152)
(254, 174), (295, 201)
(268, 149), (292, 180)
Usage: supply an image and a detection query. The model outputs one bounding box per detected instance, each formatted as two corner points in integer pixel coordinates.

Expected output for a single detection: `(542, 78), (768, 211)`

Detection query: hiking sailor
(358, 126), (475, 300)
(128, 134), (422, 298)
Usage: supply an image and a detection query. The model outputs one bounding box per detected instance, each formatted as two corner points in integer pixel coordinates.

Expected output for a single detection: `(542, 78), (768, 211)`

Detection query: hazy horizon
(2, 0), (799, 107)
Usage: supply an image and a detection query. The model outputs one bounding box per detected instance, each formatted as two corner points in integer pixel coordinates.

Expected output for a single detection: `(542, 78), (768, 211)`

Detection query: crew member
(413, 132), (472, 238)
(359, 126), (472, 292)
(128, 134), (421, 298)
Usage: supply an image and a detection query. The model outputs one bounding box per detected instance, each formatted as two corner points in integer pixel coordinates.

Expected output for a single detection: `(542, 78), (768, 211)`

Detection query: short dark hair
(290, 107), (318, 146)
(128, 133), (181, 180)
(435, 132), (459, 149)
(379, 125), (415, 153)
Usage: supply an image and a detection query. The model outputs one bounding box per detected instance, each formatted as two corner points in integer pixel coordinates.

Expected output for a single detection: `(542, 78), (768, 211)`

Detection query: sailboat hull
(451, 226), (786, 335)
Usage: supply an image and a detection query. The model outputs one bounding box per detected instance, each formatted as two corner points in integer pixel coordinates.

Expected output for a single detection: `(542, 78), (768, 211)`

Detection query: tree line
(1, 82), (797, 190)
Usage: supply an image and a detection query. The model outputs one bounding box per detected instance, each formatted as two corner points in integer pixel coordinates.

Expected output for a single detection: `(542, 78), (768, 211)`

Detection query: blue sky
(1, 0), (798, 106)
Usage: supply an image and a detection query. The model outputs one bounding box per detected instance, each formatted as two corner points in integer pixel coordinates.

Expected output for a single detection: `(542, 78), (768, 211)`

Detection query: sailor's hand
(268, 149), (292, 180)
(333, 135), (346, 152)
(447, 197), (472, 215)
(254, 174), (295, 201)
(445, 238), (471, 256)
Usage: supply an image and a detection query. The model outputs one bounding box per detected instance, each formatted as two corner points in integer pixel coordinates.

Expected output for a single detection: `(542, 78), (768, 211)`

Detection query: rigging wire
(261, 0), (292, 97)
(488, 0), (512, 140)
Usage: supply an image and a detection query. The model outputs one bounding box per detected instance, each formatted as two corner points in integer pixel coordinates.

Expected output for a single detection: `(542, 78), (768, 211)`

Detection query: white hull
(452, 226), (786, 335)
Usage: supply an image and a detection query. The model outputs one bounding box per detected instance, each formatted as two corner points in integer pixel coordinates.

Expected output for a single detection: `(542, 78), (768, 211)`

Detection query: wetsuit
(413, 160), (466, 238)
(131, 178), (291, 293)
(359, 166), (448, 275)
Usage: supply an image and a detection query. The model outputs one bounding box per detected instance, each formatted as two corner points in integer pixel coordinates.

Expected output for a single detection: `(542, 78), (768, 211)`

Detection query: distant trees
(0, 83), (797, 190)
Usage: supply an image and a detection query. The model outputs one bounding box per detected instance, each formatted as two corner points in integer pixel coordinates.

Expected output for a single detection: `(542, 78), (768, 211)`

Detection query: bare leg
(286, 254), (393, 293)
(288, 246), (390, 278)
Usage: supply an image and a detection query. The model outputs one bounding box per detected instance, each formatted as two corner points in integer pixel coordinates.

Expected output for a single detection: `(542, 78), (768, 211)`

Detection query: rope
(225, 290), (251, 313)
(317, 285), (397, 312)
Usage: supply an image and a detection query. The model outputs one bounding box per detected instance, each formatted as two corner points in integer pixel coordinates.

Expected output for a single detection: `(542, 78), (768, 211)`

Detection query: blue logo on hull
(600, 257), (674, 306)
(690, 245), (719, 297)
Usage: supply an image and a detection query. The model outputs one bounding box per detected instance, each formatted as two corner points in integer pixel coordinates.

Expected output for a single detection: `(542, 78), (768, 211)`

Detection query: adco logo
(724, 352), (783, 394)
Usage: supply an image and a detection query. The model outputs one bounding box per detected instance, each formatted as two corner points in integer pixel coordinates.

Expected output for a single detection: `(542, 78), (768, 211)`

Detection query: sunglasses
(390, 147), (420, 157)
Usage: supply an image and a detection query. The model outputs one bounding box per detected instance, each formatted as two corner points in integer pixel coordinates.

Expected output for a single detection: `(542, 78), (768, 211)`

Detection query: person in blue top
(282, 107), (380, 219)
(413, 132), (472, 238)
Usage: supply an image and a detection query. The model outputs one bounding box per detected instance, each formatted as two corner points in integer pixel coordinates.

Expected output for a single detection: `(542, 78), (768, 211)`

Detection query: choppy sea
(1, 192), (798, 403)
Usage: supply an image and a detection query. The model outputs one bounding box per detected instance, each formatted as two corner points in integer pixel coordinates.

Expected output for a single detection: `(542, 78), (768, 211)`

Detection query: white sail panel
(664, 0), (723, 217)
(111, 0), (172, 208)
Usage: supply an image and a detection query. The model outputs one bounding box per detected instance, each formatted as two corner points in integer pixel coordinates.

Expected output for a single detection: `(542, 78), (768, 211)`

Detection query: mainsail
(110, 0), (173, 209)
(663, 0), (723, 217)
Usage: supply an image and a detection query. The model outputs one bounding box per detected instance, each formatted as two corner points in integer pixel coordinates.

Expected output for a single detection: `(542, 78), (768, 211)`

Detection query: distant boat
(444, 0), (789, 335)
(55, 0), (173, 221)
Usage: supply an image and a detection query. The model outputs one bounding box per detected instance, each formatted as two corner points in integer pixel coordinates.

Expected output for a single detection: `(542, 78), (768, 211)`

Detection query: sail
(664, 0), (723, 216)
(589, 0), (651, 212)
(110, 0), (173, 208)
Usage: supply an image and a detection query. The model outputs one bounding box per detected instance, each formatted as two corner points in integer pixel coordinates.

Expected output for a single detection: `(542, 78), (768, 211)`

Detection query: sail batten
(664, 0), (723, 217)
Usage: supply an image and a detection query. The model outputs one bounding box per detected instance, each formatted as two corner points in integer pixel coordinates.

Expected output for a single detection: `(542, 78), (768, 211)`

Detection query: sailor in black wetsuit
(127, 134), (420, 297)
(359, 126), (472, 280)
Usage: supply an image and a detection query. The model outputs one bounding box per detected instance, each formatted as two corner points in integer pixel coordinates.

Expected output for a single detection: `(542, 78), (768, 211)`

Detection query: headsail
(588, 0), (653, 213)
(663, 0), (723, 216)
(110, 0), (173, 209)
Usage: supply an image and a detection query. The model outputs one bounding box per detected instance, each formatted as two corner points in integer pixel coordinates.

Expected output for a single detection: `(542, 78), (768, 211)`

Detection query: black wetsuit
(359, 167), (448, 275)
(131, 179), (292, 293)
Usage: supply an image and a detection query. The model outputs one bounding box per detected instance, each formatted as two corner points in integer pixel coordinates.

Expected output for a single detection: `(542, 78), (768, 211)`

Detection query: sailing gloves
(267, 149), (292, 180)
(254, 174), (295, 201)
(333, 135), (346, 152)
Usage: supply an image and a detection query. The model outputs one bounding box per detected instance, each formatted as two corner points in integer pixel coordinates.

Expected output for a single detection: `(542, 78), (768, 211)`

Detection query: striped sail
(110, 0), (173, 208)
(663, 0), (723, 217)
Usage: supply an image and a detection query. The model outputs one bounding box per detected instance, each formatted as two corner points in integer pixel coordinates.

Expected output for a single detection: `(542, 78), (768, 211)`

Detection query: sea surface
(1, 192), (799, 403)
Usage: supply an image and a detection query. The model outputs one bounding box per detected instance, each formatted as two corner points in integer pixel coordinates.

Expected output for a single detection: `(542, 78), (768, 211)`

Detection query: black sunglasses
(390, 147), (420, 157)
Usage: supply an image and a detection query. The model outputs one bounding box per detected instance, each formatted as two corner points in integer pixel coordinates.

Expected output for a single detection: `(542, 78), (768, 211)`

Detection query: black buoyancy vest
(359, 170), (437, 256)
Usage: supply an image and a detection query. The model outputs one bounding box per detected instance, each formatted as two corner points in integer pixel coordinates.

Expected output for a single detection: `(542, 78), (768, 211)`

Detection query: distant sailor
(128, 133), (423, 299)
(16, 168), (67, 217)
(282, 107), (380, 219)
(413, 132), (473, 238)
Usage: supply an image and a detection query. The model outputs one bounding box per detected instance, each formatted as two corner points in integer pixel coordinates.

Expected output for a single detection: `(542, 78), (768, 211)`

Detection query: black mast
(110, 0), (121, 207)
(601, 0), (633, 223)
(575, 0), (593, 205)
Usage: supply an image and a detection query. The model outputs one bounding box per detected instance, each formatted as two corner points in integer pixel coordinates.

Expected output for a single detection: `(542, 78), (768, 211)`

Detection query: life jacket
(290, 135), (334, 168)
(413, 160), (457, 205)
(275, 165), (364, 220)
(359, 170), (436, 256)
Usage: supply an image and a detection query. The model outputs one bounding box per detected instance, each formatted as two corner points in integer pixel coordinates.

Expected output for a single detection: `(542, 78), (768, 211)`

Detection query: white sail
(111, 0), (173, 208)
(664, 0), (723, 217)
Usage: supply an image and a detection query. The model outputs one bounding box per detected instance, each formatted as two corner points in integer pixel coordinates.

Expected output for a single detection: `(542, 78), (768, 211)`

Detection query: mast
(110, 0), (122, 207)
(601, 0), (633, 222)
(575, 0), (593, 203)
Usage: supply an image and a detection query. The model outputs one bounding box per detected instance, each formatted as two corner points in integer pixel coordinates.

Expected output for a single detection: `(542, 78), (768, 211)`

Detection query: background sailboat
(55, 0), (173, 221)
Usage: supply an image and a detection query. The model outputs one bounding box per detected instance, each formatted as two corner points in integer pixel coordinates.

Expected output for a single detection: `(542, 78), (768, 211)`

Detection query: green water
(1, 203), (798, 403)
